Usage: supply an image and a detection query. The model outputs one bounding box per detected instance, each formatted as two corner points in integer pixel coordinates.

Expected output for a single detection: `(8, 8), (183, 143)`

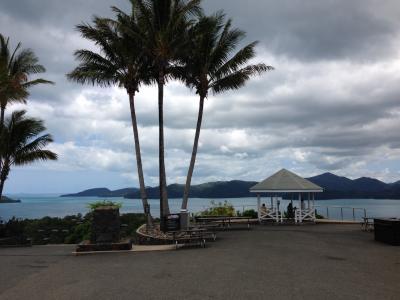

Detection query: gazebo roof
(250, 169), (323, 193)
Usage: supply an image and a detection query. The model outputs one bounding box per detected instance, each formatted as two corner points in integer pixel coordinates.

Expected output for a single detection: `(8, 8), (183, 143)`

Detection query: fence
(315, 205), (366, 221)
(200, 203), (367, 221)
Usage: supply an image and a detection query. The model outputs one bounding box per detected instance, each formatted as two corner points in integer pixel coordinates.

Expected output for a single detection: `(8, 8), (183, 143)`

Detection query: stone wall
(90, 207), (120, 243)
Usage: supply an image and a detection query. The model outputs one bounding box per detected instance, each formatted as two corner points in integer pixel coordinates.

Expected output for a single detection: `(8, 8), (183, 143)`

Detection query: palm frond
(0, 110), (57, 168)
(211, 64), (271, 95)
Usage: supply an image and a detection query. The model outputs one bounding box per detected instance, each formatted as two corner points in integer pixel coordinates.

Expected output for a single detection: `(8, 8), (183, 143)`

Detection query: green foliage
(200, 200), (236, 216)
(315, 210), (325, 219)
(0, 213), (146, 245)
(120, 213), (147, 237)
(238, 209), (258, 218)
(0, 33), (53, 112)
(0, 110), (57, 199)
(88, 200), (122, 210)
(2, 217), (28, 237)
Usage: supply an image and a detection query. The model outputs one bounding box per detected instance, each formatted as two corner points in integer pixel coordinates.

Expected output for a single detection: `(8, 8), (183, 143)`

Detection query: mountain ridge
(60, 173), (400, 200)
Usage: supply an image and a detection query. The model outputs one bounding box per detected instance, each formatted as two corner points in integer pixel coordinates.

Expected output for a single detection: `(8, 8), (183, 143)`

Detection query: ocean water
(1, 195), (400, 221)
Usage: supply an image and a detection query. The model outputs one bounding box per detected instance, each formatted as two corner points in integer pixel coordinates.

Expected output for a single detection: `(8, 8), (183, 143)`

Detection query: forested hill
(61, 173), (400, 200)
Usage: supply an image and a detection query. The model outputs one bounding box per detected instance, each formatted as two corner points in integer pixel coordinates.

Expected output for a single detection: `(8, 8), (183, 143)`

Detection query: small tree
(0, 110), (57, 199)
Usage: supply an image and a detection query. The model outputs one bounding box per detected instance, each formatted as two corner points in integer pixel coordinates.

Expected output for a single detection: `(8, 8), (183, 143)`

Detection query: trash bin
(374, 218), (400, 246)
(180, 209), (190, 230)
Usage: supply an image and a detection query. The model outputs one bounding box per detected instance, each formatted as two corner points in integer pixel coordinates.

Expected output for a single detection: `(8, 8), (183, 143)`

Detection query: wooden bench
(362, 217), (375, 232)
(169, 228), (216, 249)
(195, 216), (252, 230)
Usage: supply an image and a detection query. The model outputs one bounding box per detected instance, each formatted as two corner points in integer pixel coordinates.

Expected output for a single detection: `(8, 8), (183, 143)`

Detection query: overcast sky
(2, 0), (400, 193)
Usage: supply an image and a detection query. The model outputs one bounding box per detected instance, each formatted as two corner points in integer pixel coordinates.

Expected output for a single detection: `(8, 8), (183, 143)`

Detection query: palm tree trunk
(0, 163), (9, 201)
(128, 92), (153, 227)
(0, 178), (5, 201)
(0, 106), (4, 177)
(158, 73), (170, 231)
(0, 106), (4, 127)
(181, 96), (205, 210)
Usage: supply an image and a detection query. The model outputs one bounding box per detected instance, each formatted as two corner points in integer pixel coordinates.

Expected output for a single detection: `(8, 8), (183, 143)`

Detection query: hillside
(307, 173), (395, 199)
(61, 187), (139, 198)
(0, 196), (21, 203)
(61, 173), (400, 200)
(123, 180), (258, 199)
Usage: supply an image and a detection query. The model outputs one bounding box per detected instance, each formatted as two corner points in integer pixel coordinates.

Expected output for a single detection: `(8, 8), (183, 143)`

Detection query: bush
(315, 210), (325, 219)
(200, 200), (236, 216)
(0, 213), (146, 245)
(120, 213), (147, 237)
(88, 200), (122, 210)
(240, 209), (258, 218)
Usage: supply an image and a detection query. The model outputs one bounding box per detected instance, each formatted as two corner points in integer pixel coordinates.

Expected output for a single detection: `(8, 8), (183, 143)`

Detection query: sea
(1, 195), (400, 222)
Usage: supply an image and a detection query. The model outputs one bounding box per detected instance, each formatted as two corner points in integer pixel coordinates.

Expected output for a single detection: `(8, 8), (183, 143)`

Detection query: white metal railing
(315, 205), (367, 221)
(199, 204), (367, 222)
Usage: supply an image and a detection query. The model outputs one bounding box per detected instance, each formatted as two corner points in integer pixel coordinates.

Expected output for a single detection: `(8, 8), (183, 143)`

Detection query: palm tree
(132, 0), (202, 230)
(0, 110), (57, 200)
(67, 13), (154, 225)
(0, 34), (53, 126)
(176, 14), (273, 210)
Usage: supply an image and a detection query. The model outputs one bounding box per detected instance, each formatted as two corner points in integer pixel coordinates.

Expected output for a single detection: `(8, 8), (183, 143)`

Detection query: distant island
(0, 196), (21, 203)
(60, 172), (400, 200)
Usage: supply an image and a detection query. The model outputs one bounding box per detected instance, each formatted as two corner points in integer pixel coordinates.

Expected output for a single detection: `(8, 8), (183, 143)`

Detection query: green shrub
(241, 209), (258, 218)
(315, 210), (325, 219)
(120, 213), (147, 237)
(88, 200), (122, 210)
(200, 200), (236, 216)
(0, 212), (146, 244)
(64, 222), (91, 244)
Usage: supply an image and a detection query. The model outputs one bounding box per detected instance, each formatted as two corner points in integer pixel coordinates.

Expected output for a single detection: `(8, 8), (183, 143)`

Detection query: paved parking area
(1, 224), (399, 299)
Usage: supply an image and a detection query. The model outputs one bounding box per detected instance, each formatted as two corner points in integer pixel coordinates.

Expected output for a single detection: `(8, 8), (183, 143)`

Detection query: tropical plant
(238, 209), (258, 219)
(200, 200), (236, 216)
(0, 110), (57, 199)
(176, 13), (273, 210)
(130, 0), (203, 231)
(88, 200), (122, 210)
(67, 14), (154, 225)
(0, 34), (53, 126)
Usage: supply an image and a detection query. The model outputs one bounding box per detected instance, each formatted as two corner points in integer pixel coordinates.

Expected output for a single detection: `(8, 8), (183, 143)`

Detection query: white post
(298, 193), (302, 223)
(312, 193), (315, 220)
(257, 194), (261, 223)
(307, 192), (310, 209)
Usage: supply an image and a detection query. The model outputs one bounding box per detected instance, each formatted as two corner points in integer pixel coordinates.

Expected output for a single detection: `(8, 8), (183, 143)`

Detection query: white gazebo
(250, 169), (323, 223)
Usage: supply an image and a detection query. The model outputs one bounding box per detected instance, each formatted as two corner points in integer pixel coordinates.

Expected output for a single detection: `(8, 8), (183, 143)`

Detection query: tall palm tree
(67, 13), (154, 225)
(176, 14), (273, 210)
(0, 34), (53, 126)
(132, 0), (202, 230)
(0, 110), (57, 200)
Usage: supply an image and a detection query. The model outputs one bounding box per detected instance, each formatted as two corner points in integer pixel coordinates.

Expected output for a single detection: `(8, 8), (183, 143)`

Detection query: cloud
(3, 0), (400, 193)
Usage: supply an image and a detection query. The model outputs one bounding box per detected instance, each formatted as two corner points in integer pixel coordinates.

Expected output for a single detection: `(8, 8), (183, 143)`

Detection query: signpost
(165, 214), (181, 232)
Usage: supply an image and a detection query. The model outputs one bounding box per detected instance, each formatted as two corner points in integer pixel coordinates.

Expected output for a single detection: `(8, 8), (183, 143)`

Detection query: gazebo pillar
(298, 193), (302, 223)
(312, 193), (315, 219)
(257, 194), (261, 222)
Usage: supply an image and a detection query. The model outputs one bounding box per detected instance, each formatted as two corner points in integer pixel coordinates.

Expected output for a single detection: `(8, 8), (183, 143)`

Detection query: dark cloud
(203, 0), (400, 61)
